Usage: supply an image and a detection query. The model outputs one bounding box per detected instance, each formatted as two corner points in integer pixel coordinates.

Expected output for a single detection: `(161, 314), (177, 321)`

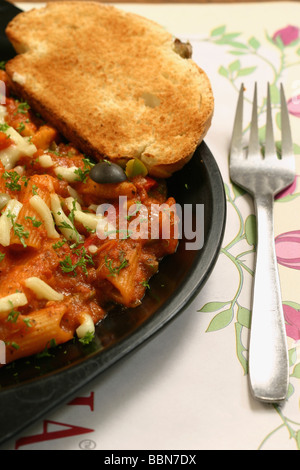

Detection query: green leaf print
(245, 214), (257, 246)
(206, 307), (234, 332)
(237, 305), (251, 328)
(248, 36), (261, 50)
(198, 301), (229, 313)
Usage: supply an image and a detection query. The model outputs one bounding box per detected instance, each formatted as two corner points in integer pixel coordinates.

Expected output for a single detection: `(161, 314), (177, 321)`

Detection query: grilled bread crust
(5, 2), (214, 177)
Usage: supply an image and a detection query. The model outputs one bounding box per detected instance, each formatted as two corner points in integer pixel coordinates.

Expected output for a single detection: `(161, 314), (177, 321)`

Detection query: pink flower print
(272, 25), (300, 46)
(275, 230), (300, 269)
(283, 304), (300, 340)
(275, 175), (298, 199)
(287, 95), (300, 118)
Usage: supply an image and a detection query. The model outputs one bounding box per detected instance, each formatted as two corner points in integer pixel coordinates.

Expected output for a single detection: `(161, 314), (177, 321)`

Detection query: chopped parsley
(7, 210), (30, 247)
(60, 246), (94, 277)
(52, 239), (66, 250)
(0, 123), (10, 133)
(126, 200), (142, 221)
(17, 122), (26, 133)
(104, 252), (128, 277)
(6, 301), (20, 323)
(23, 317), (32, 328)
(17, 101), (30, 114)
(68, 199), (77, 224)
(57, 218), (82, 244)
(36, 339), (57, 358)
(74, 157), (95, 183)
(25, 215), (43, 228)
(79, 331), (95, 345)
(0, 60), (6, 71)
(6, 341), (19, 350)
(141, 280), (150, 289)
(48, 149), (60, 156)
(2, 171), (22, 191)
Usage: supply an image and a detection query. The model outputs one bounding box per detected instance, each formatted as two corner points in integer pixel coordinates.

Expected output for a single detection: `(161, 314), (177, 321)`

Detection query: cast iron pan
(0, 0), (226, 445)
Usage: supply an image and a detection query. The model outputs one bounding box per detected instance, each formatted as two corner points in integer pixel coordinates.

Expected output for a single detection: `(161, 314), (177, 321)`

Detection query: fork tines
(231, 82), (294, 162)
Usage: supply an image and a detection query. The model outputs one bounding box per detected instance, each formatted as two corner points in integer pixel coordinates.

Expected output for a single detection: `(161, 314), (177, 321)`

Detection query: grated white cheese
(0, 199), (23, 246)
(25, 277), (64, 301)
(0, 292), (28, 313)
(39, 154), (54, 168)
(51, 193), (83, 242)
(0, 105), (37, 169)
(29, 195), (60, 239)
(76, 313), (95, 339)
(88, 244), (98, 254)
(74, 209), (115, 235)
(64, 196), (81, 213)
(54, 166), (79, 183)
(67, 185), (83, 204)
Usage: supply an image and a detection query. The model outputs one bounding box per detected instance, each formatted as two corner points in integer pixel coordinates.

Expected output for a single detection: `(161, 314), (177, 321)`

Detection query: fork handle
(249, 193), (289, 403)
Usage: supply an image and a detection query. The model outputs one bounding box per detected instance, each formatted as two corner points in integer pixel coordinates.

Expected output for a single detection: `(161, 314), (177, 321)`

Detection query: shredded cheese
(64, 196), (81, 213)
(74, 210), (115, 236)
(0, 292), (28, 313)
(67, 185), (83, 204)
(29, 195), (60, 239)
(54, 166), (79, 182)
(51, 193), (83, 242)
(0, 199), (23, 246)
(25, 277), (64, 301)
(39, 154), (54, 168)
(0, 105), (37, 169)
(76, 313), (95, 339)
(88, 244), (98, 254)
(88, 204), (98, 212)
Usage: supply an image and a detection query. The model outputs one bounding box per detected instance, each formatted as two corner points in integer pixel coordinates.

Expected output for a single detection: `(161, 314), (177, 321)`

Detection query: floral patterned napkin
(187, 3), (300, 449)
(2, 2), (300, 451)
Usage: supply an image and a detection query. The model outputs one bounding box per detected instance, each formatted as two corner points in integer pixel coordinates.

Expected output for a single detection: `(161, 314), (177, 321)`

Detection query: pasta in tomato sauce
(0, 70), (178, 364)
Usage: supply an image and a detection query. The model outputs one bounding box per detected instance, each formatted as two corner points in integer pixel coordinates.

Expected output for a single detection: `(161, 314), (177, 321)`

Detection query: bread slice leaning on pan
(5, 1), (214, 177)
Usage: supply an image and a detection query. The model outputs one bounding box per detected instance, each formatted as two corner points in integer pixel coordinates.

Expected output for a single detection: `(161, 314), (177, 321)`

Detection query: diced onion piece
(54, 166), (79, 182)
(50, 193), (83, 242)
(25, 277), (64, 301)
(76, 313), (95, 339)
(0, 199), (23, 246)
(0, 292), (28, 313)
(29, 195), (60, 239)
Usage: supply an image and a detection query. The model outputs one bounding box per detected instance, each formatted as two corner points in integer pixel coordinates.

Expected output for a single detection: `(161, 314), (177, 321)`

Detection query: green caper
(125, 159), (148, 179)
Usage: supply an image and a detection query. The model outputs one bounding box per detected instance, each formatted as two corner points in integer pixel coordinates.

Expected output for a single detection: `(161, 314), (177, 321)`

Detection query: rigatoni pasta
(0, 69), (179, 364)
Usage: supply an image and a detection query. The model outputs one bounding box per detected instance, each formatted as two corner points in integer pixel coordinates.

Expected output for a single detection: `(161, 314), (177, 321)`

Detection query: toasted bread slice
(5, 2), (214, 177)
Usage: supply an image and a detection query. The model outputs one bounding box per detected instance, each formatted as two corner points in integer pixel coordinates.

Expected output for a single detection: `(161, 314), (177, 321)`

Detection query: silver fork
(230, 83), (295, 403)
